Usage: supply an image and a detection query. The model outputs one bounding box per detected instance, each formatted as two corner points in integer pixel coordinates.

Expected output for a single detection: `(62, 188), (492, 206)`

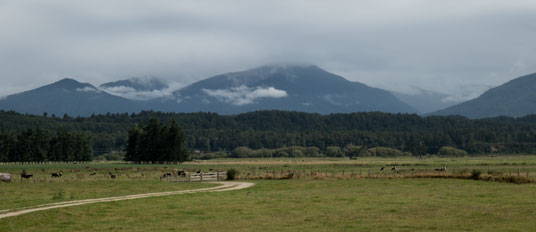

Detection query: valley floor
(1, 156), (536, 231)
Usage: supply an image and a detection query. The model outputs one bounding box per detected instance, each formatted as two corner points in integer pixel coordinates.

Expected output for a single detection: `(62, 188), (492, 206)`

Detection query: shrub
(226, 169), (238, 180)
(438, 146), (468, 157)
(275, 150), (289, 157)
(303, 147), (321, 157)
(344, 145), (367, 158)
(257, 149), (274, 158)
(230, 147), (254, 158)
(326, 146), (344, 157)
(194, 152), (228, 160)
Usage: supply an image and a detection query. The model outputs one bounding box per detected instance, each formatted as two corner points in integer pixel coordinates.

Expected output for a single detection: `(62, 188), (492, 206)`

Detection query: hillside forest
(1, 110), (536, 162)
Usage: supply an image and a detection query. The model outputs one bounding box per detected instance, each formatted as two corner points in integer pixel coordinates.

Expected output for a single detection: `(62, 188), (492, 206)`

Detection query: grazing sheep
(435, 166), (447, 172)
(0, 173), (11, 182)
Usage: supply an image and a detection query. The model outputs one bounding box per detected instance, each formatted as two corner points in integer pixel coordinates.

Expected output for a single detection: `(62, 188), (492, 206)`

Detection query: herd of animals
(161, 169), (207, 179)
(0, 169), (208, 182)
(0, 167), (448, 183)
(379, 166), (447, 172)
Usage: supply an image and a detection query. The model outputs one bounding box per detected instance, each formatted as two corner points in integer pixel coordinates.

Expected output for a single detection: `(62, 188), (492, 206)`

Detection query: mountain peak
(50, 78), (93, 89)
(100, 77), (167, 91)
(0, 77), (142, 116)
(256, 63), (318, 70)
(246, 63), (321, 75)
(174, 64), (417, 114)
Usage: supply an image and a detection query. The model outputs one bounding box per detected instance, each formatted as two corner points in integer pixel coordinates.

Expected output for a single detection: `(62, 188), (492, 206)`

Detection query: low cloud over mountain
(202, 86), (288, 106)
(99, 78), (185, 101)
(0, 64), (420, 116)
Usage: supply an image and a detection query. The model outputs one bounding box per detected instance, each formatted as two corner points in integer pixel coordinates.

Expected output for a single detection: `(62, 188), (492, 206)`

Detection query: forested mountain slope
(431, 73), (536, 118)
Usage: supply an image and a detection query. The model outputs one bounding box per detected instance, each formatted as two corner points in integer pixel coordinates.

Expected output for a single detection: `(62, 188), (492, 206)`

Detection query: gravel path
(0, 181), (254, 219)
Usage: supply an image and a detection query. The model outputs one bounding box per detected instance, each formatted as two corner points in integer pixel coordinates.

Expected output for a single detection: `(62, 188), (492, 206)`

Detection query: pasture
(2, 155), (536, 231)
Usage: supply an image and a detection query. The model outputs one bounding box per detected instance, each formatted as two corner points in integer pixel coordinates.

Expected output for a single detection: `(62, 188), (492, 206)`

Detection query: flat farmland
(2, 156), (536, 231)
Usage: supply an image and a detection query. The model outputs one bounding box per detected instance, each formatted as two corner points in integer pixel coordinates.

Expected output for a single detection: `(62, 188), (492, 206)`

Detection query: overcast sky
(1, 0), (536, 101)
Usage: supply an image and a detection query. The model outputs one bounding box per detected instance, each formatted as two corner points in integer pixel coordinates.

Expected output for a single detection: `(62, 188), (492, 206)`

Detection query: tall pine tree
(125, 118), (189, 163)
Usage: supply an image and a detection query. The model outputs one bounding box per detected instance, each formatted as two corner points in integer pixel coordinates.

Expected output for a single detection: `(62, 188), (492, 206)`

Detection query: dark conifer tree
(165, 119), (189, 163)
(125, 125), (141, 162)
(125, 118), (189, 163)
(138, 118), (164, 162)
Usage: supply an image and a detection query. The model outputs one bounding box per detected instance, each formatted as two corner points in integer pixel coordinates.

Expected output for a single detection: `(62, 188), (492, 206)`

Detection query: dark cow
(391, 166), (397, 171)
(108, 172), (116, 179)
(89, 172), (97, 176)
(380, 167), (385, 171)
(21, 173), (33, 179)
(51, 172), (63, 178)
(162, 172), (172, 178)
(177, 170), (188, 178)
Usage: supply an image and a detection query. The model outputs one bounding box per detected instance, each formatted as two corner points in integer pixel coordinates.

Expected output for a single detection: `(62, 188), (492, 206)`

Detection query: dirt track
(0, 181), (254, 219)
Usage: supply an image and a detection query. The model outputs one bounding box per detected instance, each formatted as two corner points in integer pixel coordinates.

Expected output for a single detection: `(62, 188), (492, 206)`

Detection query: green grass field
(0, 181), (210, 211)
(2, 179), (536, 231)
(2, 156), (536, 231)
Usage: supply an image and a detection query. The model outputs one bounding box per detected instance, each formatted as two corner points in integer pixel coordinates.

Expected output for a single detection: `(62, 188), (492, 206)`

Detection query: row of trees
(2, 110), (536, 156)
(125, 119), (189, 163)
(0, 128), (92, 162)
(219, 145), (408, 159)
(194, 145), (461, 159)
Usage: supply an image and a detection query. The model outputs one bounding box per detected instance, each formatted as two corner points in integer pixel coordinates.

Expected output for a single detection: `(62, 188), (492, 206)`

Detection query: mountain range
(1, 64), (535, 118)
(0, 65), (417, 116)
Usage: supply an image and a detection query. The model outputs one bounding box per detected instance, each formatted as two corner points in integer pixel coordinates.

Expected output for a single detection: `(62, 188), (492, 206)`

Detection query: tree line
(2, 110), (536, 156)
(125, 118), (188, 163)
(0, 128), (92, 163)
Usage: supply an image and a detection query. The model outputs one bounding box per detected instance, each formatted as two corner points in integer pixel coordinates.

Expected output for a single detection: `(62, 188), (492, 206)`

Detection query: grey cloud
(99, 82), (185, 100)
(202, 86), (288, 106)
(76, 87), (102, 93)
(1, 0), (536, 100)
